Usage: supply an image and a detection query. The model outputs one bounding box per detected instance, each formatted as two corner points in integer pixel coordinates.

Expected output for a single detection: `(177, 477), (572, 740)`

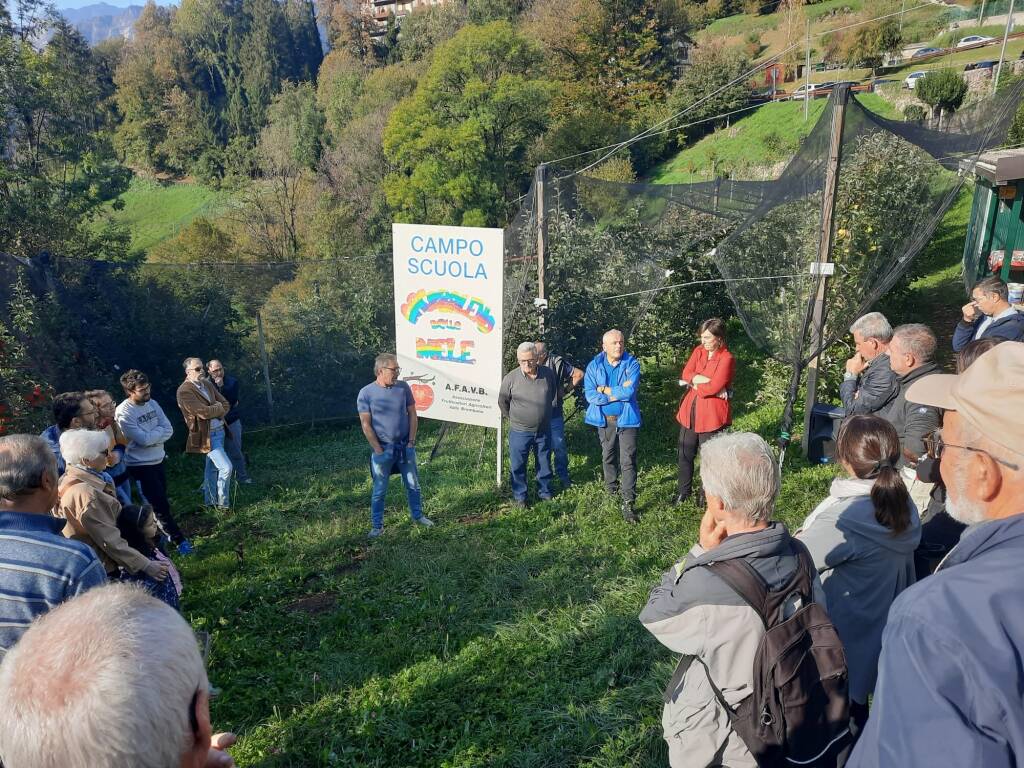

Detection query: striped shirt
(0, 511), (106, 656)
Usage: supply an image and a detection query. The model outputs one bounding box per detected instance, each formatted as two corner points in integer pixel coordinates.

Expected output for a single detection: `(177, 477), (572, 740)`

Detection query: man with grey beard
(849, 342), (1024, 768)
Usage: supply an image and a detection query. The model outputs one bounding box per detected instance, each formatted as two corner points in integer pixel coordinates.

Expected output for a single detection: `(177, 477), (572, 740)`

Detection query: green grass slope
(167, 192), (968, 764)
(106, 177), (232, 254)
(648, 93), (900, 184)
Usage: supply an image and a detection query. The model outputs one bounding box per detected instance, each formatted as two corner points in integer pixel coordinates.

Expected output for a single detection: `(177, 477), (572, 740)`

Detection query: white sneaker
(368, 527), (384, 538)
(415, 516), (434, 527)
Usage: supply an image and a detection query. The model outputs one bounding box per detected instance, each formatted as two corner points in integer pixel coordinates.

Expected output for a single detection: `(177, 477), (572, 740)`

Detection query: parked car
(957, 35), (996, 48)
(904, 70), (928, 89)
(789, 81), (834, 99)
(964, 60), (997, 71)
(912, 47), (943, 58)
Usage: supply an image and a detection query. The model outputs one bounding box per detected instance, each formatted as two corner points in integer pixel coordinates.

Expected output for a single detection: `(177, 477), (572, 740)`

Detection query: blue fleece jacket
(583, 352), (642, 428)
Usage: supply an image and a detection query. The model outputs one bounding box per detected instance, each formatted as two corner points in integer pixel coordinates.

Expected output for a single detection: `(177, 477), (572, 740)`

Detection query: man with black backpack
(641, 432), (851, 768)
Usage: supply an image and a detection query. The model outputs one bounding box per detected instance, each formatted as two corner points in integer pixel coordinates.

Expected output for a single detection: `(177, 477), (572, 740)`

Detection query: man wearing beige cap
(849, 341), (1024, 768)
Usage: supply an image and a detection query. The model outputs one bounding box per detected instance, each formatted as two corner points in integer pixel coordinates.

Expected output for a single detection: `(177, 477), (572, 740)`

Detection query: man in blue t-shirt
(356, 353), (434, 538)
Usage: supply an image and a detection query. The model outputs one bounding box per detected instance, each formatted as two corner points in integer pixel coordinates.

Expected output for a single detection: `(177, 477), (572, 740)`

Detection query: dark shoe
(560, 479), (572, 490)
(605, 485), (619, 498)
(673, 493), (689, 507)
(538, 495), (553, 502)
(622, 501), (638, 524)
(512, 497), (528, 508)
(695, 488), (707, 508)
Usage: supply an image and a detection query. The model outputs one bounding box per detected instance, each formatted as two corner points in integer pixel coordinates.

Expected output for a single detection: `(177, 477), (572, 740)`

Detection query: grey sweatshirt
(114, 398), (174, 466)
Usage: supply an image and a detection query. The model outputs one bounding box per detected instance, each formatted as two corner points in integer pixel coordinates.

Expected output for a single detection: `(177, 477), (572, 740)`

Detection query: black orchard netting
(505, 82), (1023, 446)
(2, 84), (1021, 446)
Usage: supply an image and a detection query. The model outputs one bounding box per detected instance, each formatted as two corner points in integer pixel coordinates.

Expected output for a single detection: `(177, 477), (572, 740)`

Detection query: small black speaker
(807, 402), (846, 464)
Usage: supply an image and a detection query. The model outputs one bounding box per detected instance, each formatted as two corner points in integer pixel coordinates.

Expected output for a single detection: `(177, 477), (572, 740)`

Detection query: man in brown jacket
(176, 357), (233, 509)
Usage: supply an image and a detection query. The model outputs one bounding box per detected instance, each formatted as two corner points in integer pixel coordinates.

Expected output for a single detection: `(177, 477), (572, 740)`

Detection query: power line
(600, 272), (810, 301)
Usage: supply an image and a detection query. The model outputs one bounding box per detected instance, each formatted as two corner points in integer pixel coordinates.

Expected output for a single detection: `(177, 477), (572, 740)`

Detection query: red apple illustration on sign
(410, 383), (434, 411)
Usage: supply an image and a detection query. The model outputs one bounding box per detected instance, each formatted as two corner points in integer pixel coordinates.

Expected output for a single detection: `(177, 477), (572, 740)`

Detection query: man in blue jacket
(584, 329), (642, 523)
(952, 276), (1024, 352)
(849, 341), (1024, 768)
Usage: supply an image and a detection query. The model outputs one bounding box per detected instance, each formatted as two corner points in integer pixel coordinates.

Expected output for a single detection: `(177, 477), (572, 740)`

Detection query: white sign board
(392, 223), (504, 428)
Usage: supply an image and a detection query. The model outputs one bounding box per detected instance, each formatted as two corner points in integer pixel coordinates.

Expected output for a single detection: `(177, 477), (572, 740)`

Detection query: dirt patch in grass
(287, 592), (338, 615)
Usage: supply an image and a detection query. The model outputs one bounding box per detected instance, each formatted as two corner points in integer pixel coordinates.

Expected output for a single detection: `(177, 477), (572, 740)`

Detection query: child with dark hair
(797, 415), (922, 733)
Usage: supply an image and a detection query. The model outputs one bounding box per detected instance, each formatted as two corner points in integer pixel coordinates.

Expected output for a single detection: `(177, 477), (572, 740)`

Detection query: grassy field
(164, 188), (969, 766)
(104, 177), (232, 254)
(647, 92), (900, 183)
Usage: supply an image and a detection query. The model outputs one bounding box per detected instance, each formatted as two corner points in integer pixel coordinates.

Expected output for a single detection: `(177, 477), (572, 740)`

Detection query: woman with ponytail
(797, 414), (922, 732)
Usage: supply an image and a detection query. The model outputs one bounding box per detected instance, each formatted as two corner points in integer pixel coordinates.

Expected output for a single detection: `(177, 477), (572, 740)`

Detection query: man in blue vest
(584, 329), (642, 523)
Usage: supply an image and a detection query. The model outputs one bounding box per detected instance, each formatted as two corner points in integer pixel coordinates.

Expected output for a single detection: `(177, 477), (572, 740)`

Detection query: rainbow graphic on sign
(430, 319), (462, 331)
(401, 289), (495, 334)
(416, 338), (476, 364)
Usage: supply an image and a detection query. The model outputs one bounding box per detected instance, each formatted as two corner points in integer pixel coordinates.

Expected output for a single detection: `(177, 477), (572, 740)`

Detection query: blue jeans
(509, 429), (553, 501)
(549, 412), (570, 485)
(203, 427), (233, 507)
(370, 444), (423, 529)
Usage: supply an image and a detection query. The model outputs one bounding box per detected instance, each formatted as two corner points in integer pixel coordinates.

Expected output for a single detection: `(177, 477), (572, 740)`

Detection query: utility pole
(978, 0), (987, 25)
(801, 85), (849, 456)
(255, 311), (275, 425)
(899, 0), (907, 35)
(535, 163), (548, 336)
(995, 0), (1016, 92)
(804, 18), (811, 122)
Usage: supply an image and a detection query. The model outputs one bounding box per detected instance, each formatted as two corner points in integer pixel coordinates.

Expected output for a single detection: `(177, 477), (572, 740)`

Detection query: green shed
(961, 149), (1024, 294)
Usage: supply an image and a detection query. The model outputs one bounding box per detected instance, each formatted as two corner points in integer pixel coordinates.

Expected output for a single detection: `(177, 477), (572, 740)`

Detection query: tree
(667, 44), (753, 142)
(842, 19), (902, 75)
(383, 22), (556, 227)
(916, 68), (968, 127)
(398, 3), (467, 61)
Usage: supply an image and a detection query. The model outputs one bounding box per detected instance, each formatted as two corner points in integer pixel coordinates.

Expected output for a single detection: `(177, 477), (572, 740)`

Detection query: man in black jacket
(840, 312), (898, 417)
(207, 360), (252, 485)
(884, 323), (942, 518)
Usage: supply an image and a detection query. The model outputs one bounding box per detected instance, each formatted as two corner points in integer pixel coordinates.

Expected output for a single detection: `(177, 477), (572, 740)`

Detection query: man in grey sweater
(114, 369), (193, 555)
(498, 341), (557, 506)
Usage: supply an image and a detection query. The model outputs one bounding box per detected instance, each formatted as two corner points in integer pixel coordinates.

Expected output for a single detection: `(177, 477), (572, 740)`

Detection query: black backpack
(664, 542), (851, 767)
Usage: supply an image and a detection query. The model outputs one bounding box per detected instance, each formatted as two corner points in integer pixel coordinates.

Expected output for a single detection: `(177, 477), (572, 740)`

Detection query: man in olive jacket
(176, 357), (233, 509)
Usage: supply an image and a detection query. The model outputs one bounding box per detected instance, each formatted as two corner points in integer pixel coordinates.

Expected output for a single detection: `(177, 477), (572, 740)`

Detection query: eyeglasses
(518, 359), (538, 365)
(190, 367), (203, 373)
(925, 430), (1020, 471)
(381, 366), (401, 374)
(208, 368), (223, 374)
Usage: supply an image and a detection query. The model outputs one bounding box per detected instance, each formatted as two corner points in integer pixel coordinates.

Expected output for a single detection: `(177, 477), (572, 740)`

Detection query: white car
(957, 35), (996, 48)
(905, 71), (928, 89)
(788, 82), (833, 100)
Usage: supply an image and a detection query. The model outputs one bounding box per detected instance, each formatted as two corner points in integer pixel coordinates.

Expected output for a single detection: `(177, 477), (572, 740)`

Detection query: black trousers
(597, 416), (638, 503)
(677, 424), (721, 499)
(127, 461), (186, 545)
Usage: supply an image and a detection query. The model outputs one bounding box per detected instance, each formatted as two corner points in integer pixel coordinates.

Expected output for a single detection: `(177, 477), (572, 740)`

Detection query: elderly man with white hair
(641, 432), (829, 768)
(584, 329), (642, 522)
(0, 435), (105, 655)
(840, 312), (898, 417)
(0, 582), (237, 768)
(850, 341), (1024, 767)
(498, 341), (558, 506)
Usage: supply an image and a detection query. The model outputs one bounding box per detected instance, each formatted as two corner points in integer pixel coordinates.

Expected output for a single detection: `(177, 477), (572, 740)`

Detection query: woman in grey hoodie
(797, 415), (921, 732)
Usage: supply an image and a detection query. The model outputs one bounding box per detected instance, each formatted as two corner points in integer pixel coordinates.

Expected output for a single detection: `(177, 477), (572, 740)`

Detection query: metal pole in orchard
(994, 0), (1016, 93)
(801, 85), (849, 456)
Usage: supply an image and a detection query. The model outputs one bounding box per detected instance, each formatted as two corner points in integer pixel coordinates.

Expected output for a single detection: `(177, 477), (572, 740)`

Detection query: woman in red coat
(675, 318), (736, 506)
